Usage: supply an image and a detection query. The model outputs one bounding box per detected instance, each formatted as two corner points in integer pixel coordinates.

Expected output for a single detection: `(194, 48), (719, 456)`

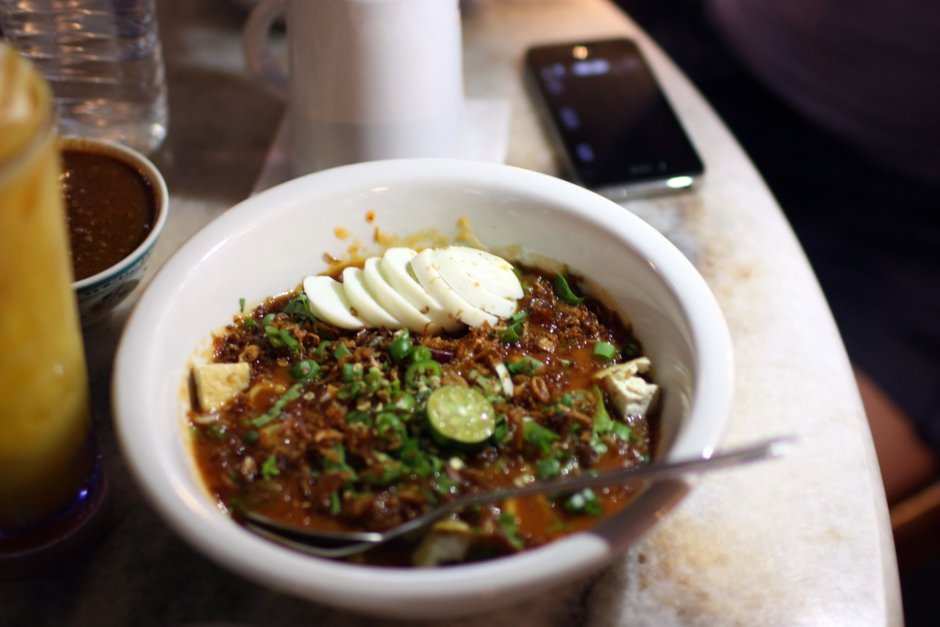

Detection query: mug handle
(243, 0), (288, 99)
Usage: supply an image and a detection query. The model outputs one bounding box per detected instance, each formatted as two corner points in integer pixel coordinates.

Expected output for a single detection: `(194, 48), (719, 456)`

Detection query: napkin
(251, 98), (513, 195)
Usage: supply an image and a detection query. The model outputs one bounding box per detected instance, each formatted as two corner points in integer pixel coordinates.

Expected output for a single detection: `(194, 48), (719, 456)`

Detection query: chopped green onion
(492, 414), (512, 446)
(564, 488), (603, 516)
(400, 437), (440, 477)
(250, 366), (320, 428)
(508, 310), (527, 325)
(554, 272), (584, 305)
(263, 316), (299, 354)
(333, 343), (352, 359)
(290, 359), (319, 380)
(339, 361), (362, 383)
(591, 384), (614, 435)
(622, 339), (640, 358)
(329, 491), (342, 515)
(499, 310), (527, 343)
(376, 412), (405, 438)
(314, 340), (333, 359)
(261, 455), (280, 479)
(282, 292), (317, 324)
(345, 410), (371, 425)
(593, 341), (618, 362)
(322, 444), (357, 479)
(498, 511), (525, 549)
(535, 457), (561, 480)
(523, 417), (560, 453)
(506, 356), (544, 376)
(611, 422), (633, 442)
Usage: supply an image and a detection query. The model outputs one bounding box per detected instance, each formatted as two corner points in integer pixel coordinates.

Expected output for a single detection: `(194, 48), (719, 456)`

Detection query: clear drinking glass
(0, 43), (106, 571)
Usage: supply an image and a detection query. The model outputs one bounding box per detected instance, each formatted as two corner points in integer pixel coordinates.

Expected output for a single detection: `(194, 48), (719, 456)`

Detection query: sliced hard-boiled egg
(430, 246), (520, 318)
(409, 249), (499, 328)
(361, 257), (434, 333)
(381, 248), (460, 332)
(304, 245), (524, 333)
(303, 275), (366, 330)
(341, 266), (401, 329)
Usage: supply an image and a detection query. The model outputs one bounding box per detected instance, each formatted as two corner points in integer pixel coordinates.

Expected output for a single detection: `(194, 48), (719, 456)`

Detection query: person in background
(701, 0), (940, 503)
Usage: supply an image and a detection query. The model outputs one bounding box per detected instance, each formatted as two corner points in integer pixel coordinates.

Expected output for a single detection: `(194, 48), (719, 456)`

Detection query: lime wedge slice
(427, 385), (496, 445)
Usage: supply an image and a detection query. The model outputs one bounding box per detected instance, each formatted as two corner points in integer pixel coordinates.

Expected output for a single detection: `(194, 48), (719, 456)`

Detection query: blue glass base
(0, 455), (110, 578)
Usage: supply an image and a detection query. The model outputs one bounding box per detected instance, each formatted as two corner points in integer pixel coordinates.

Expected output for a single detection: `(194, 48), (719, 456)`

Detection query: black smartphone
(524, 38), (704, 199)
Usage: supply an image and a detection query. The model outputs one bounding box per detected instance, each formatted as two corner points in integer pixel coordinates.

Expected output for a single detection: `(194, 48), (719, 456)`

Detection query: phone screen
(525, 38), (703, 191)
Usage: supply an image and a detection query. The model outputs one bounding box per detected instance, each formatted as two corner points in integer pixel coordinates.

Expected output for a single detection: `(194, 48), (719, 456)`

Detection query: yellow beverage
(0, 44), (92, 530)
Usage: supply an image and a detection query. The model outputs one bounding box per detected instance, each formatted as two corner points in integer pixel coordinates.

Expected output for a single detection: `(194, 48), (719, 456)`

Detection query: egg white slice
(342, 266), (401, 329)
(410, 249), (499, 328)
(303, 275), (366, 330)
(430, 246), (520, 318)
(361, 257), (434, 333)
(381, 248), (460, 332)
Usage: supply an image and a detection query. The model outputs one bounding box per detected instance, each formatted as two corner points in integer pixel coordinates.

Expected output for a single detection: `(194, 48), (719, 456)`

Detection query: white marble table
(459, 2), (902, 625)
(1, 0), (901, 625)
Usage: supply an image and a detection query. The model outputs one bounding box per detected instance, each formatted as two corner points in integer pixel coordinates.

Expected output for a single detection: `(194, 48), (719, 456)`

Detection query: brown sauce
(61, 149), (156, 281)
(190, 267), (660, 566)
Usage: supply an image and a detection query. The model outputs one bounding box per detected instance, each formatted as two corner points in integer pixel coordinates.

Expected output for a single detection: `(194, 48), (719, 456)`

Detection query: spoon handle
(454, 435), (796, 510)
(241, 436), (796, 557)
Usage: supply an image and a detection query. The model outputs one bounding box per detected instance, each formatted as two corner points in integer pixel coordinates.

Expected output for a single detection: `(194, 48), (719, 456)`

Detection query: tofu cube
(593, 357), (660, 418)
(192, 362), (250, 412)
(412, 520), (474, 567)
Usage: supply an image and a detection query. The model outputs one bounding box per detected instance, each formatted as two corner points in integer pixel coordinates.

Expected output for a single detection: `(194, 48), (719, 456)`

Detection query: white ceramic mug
(244, 0), (464, 175)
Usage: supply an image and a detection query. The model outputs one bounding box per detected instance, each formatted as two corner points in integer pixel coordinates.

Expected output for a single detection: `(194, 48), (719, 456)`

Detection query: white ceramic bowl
(65, 137), (168, 326)
(112, 159), (733, 619)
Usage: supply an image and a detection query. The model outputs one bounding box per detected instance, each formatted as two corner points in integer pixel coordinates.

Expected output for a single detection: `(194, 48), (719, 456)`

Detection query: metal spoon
(237, 436), (795, 558)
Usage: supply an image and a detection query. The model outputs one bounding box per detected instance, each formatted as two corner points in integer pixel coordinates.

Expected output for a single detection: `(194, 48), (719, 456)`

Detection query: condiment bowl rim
(63, 136), (168, 290)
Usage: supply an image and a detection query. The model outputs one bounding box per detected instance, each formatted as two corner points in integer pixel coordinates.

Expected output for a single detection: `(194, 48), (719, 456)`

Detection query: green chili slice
(410, 345), (432, 363)
(404, 359), (442, 388)
(389, 330), (412, 362)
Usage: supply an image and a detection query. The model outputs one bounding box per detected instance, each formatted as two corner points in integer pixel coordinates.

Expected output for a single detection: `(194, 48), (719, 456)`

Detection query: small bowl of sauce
(62, 137), (168, 325)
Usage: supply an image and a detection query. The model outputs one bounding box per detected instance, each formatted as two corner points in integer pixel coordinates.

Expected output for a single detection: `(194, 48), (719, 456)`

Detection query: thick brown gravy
(62, 149), (156, 281)
(189, 267), (659, 566)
